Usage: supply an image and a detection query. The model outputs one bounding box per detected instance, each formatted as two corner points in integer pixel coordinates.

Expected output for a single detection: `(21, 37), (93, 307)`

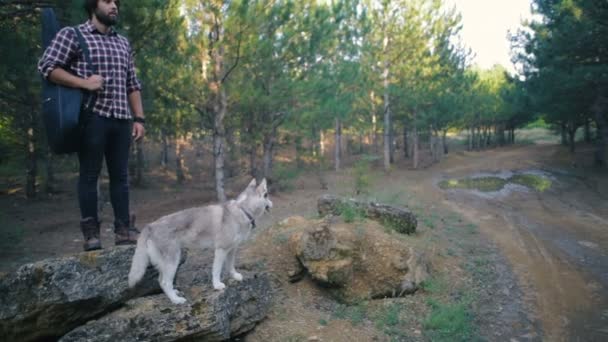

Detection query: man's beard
(95, 9), (117, 26)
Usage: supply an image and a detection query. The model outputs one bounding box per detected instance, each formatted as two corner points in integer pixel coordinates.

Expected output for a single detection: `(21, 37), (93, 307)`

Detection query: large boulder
(60, 272), (272, 342)
(289, 215), (429, 303)
(317, 194), (417, 234)
(0, 246), (164, 341)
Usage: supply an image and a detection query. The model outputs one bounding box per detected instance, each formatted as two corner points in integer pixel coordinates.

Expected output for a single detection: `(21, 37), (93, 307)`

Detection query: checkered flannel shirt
(38, 20), (142, 120)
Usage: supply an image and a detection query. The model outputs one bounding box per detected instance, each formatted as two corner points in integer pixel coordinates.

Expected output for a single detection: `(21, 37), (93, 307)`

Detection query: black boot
(80, 217), (102, 251)
(115, 214), (140, 245)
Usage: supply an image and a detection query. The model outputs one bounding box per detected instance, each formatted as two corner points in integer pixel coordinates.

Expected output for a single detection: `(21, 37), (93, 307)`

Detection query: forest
(1, 1), (607, 341)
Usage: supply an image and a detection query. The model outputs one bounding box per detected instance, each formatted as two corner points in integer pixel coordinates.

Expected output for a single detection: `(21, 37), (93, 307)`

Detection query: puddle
(438, 171), (553, 194)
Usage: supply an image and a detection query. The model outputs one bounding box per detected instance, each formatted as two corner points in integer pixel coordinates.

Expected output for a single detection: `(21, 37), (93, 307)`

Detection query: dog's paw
(213, 282), (226, 290)
(231, 272), (243, 281)
(170, 296), (187, 304)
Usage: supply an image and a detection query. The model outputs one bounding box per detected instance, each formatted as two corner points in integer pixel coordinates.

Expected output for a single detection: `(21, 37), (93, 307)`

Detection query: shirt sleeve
(37, 27), (78, 79)
(126, 43), (142, 94)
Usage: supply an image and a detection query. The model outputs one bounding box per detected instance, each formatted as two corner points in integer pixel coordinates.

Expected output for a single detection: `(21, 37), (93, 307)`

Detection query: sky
(444, 0), (534, 73)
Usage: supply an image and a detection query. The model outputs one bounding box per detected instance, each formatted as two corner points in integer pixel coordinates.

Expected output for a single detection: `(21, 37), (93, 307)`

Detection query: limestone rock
(289, 216), (428, 302)
(0, 246), (169, 341)
(317, 194), (417, 234)
(60, 272), (272, 342)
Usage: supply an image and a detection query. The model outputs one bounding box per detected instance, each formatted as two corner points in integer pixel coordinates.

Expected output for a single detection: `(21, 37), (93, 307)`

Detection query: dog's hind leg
(226, 248), (243, 281)
(212, 248), (228, 290)
(158, 244), (186, 304)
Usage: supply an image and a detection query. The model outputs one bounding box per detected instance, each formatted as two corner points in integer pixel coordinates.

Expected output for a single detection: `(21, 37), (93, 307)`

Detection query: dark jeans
(78, 114), (132, 227)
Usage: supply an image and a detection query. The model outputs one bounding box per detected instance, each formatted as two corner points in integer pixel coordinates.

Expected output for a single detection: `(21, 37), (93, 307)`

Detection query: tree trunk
(429, 126), (435, 162)
(468, 127), (473, 151)
(403, 123), (409, 158)
(295, 135), (304, 168)
(320, 129), (325, 157)
(334, 118), (341, 171)
(442, 130), (448, 154)
(26, 124), (37, 199)
(568, 125), (577, 153)
(249, 143), (257, 179)
(413, 124), (419, 169)
(383, 69), (391, 172)
(561, 123), (568, 146)
(175, 137), (185, 184)
(584, 119), (591, 143)
(160, 130), (169, 168)
(593, 90), (608, 167)
(210, 14), (227, 202)
(262, 125), (277, 182)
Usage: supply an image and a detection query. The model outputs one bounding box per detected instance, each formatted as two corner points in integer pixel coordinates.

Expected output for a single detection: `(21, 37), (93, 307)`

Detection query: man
(38, 0), (144, 251)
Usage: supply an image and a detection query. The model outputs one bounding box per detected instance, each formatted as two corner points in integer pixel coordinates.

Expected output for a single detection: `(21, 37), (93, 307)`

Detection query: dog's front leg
(212, 248), (228, 290)
(226, 248), (243, 281)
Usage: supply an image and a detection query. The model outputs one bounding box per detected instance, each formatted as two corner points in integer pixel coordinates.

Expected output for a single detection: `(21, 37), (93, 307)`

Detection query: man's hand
(84, 75), (104, 91)
(132, 122), (145, 141)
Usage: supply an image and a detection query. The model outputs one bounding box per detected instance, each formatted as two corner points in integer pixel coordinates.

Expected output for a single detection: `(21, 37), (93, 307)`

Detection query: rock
(289, 216), (429, 302)
(60, 272), (272, 342)
(0, 246), (184, 341)
(317, 194), (417, 234)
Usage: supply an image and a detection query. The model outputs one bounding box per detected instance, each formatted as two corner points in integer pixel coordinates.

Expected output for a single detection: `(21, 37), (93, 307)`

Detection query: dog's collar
(239, 207), (256, 229)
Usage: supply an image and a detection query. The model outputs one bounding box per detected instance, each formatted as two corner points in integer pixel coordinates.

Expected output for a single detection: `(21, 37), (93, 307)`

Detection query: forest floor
(1, 139), (607, 341)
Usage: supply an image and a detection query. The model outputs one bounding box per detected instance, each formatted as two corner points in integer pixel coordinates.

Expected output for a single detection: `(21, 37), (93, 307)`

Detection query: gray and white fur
(128, 178), (272, 304)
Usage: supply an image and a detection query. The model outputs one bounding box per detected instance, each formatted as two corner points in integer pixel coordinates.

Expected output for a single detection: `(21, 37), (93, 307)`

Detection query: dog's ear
(248, 178), (257, 188)
(257, 178), (267, 193)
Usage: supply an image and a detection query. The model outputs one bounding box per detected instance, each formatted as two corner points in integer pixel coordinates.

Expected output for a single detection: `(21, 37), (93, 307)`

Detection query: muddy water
(440, 169), (608, 341)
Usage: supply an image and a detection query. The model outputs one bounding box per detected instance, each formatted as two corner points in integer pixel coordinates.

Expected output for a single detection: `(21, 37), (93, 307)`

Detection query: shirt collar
(84, 20), (117, 36)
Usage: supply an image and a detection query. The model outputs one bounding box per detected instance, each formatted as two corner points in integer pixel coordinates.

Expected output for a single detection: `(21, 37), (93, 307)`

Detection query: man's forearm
(48, 68), (87, 89)
(128, 91), (144, 118)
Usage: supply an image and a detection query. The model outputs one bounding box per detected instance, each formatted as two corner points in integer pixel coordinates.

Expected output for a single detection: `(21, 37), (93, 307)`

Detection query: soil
(1, 142), (607, 341)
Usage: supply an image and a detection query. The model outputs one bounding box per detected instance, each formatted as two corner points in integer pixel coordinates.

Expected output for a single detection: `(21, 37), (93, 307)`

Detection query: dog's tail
(128, 226), (150, 287)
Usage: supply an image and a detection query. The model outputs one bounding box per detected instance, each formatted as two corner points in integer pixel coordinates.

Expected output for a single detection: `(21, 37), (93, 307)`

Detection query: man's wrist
(133, 116), (146, 124)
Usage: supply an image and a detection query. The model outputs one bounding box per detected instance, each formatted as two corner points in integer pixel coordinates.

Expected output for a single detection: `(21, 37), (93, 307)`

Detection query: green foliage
(272, 163), (302, 192)
(333, 302), (367, 325)
(335, 202), (365, 223)
(353, 155), (376, 196)
(439, 177), (508, 192)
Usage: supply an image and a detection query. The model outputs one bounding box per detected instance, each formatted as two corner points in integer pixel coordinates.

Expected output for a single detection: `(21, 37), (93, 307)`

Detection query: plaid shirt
(38, 21), (142, 120)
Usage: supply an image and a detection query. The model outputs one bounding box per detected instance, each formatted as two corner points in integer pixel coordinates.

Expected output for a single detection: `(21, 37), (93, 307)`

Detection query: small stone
(308, 336), (321, 341)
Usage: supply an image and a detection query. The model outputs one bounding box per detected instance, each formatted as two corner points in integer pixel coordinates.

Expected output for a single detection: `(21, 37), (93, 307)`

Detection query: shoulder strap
(73, 26), (97, 74)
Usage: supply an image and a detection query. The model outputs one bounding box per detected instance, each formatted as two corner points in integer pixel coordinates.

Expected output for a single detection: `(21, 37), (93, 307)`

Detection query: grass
(333, 302), (368, 325)
(424, 299), (475, 342)
(335, 201), (365, 223)
(509, 174), (552, 192)
(439, 173), (552, 192)
(438, 177), (507, 192)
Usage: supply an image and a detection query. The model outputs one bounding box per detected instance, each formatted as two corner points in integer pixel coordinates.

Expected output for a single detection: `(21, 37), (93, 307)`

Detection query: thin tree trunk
(249, 143), (257, 179)
(413, 124), (419, 169)
(403, 123), (409, 158)
(561, 123), (568, 146)
(469, 126), (475, 151)
(26, 124), (37, 199)
(584, 119), (591, 143)
(334, 117), (341, 171)
(210, 14), (227, 202)
(568, 126), (576, 153)
(429, 126), (435, 162)
(160, 129), (169, 168)
(176, 137), (185, 184)
(320, 129), (325, 157)
(442, 130), (448, 154)
(262, 125), (277, 182)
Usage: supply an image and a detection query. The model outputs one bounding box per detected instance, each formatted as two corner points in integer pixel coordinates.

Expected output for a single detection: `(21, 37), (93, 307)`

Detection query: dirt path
(432, 145), (608, 341)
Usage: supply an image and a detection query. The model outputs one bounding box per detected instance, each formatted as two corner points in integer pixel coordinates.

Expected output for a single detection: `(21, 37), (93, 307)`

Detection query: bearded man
(38, 0), (145, 251)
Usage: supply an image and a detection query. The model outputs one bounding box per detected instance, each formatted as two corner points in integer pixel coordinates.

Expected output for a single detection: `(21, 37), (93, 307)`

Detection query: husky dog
(128, 178), (272, 304)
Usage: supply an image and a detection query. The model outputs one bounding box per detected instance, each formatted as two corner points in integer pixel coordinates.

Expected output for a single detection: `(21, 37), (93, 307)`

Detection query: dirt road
(433, 144), (608, 341)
